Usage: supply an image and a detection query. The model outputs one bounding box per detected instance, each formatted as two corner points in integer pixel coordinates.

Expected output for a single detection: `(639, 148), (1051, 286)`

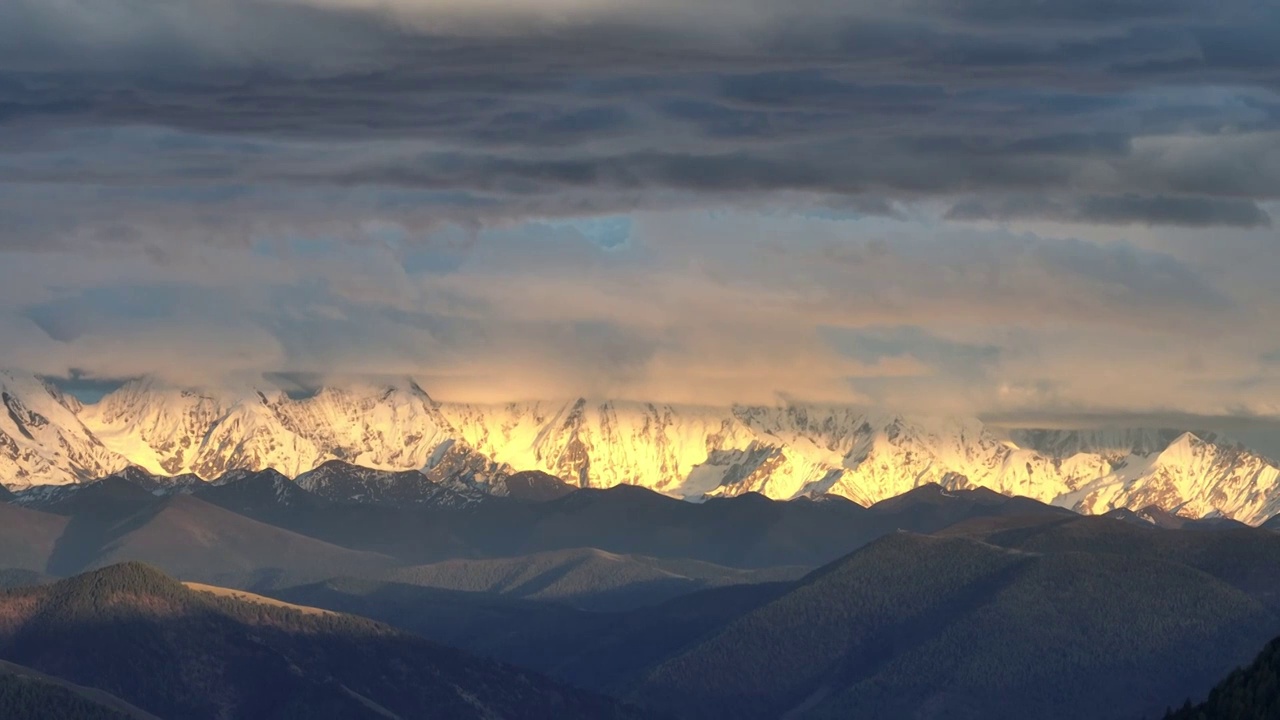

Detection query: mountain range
(270, 515), (1280, 720)
(0, 464), (1082, 585)
(4, 369), (1280, 523)
(0, 450), (1278, 717)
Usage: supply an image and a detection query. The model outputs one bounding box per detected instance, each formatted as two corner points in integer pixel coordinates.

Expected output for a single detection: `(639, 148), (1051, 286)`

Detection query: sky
(1, 0), (1279, 422)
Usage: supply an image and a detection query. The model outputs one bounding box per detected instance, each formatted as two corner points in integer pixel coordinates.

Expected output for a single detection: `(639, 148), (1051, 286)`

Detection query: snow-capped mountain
(437, 402), (1122, 507)
(4, 370), (1280, 524)
(1059, 432), (1280, 523)
(79, 378), (467, 479)
(0, 370), (129, 486)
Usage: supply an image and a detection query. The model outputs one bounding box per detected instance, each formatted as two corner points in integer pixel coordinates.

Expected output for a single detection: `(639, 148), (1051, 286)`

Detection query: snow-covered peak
(6, 373), (1280, 524)
(78, 375), (457, 480)
(0, 371), (129, 487)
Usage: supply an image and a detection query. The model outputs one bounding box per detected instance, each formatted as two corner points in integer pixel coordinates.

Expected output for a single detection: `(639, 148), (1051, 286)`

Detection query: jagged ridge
(3, 372), (1280, 524)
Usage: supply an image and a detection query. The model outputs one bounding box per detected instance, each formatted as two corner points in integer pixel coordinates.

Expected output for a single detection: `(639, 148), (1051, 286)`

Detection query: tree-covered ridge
(943, 514), (1280, 611)
(0, 563), (646, 720)
(1166, 635), (1280, 720)
(0, 673), (134, 720)
(627, 532), (1278, 720)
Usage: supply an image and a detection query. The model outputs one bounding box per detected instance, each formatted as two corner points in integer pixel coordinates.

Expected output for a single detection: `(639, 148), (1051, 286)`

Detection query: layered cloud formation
(1, 0), (1278, 417)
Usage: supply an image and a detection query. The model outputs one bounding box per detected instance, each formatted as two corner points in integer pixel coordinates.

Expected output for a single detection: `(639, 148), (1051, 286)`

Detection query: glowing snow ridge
(3, 371), (1280, 524)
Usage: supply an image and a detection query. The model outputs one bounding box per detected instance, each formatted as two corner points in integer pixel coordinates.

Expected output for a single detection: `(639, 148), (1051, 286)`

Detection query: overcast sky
(2, 0), (1279, 421)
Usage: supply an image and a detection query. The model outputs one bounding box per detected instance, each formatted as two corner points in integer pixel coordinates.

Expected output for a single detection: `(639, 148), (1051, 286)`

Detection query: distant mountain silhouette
(384, 547), (808, 611)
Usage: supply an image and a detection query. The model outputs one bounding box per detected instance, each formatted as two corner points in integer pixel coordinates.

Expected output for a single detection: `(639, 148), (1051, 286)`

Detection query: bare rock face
(295, 459), (487, 508)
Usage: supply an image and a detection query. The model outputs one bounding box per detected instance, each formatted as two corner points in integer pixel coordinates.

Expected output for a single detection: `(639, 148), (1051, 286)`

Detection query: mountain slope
(198, 468), (331, 513)
(499, 470), (577, 502)
(0, 563), (644, 720)
(176, 477), (1069, 571)
(14, 477), (397, 590)
(0, 504), (66, 572)
(939, 513), (1280, 611)
(385, 548), (809, 611)
(82, 495), (399, 590)
(0, 371), (128, 487)
(271, 575), (796, 696)
(295, 459), (485, 508)
(633, 532), (1279, 720)
(274, 528), (1280, 720)
(0, 660), (160, 720)
(1165, 635), (1280, 720)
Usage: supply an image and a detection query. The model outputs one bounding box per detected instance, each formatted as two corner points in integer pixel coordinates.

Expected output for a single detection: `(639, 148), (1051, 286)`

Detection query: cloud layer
(1, 0), (1278, 420)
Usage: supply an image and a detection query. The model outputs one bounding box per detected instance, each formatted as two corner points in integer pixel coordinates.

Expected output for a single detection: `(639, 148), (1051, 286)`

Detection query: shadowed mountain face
(629, 533), (1279, 720)
(197, 469), (332, 514)
(0, 659), (160, 720)
(77, 495), (399, 591)
(1102, 505), (1250, 530)
(272, 576), (798, 697)
(293, 460), (487, 508)
(274, 526), (1280, 720)
(383, 548), (809, 611)
(499, 470), (577, 502)
(16, 476), (154, 517)
(193, 478), (891, 568)
(0, 504), (66, 573)
(304, 482), (1069, 569)
(867, 484), (1077, 530)
(0, 481), (395, 592)
(96, 467), (202, 495)
(940, 514), (1280, 611)
(0, 472), (1275, 719)
(1, 471), (1083, 593)
(0, 563), (645, 720)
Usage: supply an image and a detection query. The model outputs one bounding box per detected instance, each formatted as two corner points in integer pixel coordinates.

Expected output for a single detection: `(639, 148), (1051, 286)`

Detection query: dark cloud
(947, 195), (1275, 227)
(0, 0), (1273, 235)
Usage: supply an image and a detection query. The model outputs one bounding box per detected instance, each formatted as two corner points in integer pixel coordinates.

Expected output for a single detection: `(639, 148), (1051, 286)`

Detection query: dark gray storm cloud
(0, 0), (1276, 235)
(947, 195), (1275, 227)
